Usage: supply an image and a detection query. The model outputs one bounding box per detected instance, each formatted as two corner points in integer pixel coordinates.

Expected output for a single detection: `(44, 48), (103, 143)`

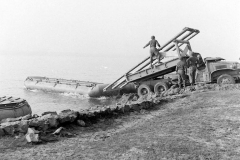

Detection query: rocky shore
(1, 83), (240, 159)
(1, 83), (240, 143)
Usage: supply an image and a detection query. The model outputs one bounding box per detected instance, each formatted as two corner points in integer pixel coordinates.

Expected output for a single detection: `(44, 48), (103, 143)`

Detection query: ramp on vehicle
(103, 27), (200, 91)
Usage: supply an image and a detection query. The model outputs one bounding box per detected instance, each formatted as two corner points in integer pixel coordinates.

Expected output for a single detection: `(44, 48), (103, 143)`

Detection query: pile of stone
(0, 93), (161, 139)
(160, 83), (240, 97)
(1, 83), (239, 140)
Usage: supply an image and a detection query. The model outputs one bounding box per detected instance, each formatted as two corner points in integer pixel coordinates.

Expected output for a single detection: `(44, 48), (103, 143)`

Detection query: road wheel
(217, 74), (235, 84)
(154, 82), (169, 95)
(137, 84), (152, 97)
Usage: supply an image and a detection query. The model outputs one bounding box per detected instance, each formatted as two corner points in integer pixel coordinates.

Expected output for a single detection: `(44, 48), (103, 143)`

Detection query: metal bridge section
(103, 27), (200, 92)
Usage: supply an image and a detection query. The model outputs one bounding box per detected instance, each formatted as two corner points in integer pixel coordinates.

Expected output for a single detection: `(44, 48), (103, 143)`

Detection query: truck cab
(103, 27), (240, 97)
(195, 57), (240, 84)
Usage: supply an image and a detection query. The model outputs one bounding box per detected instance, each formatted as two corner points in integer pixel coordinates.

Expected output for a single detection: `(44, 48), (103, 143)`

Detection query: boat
(24, 76), (136, 97)
(0, 96), (32, 121)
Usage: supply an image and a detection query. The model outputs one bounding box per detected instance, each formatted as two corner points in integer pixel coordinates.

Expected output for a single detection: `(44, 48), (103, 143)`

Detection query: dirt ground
(1, 89), (240, 160)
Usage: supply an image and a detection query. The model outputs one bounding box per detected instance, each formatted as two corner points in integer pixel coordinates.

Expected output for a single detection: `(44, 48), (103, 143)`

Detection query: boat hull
(0, 96), (32, 121)
(88, 83), (136, 97)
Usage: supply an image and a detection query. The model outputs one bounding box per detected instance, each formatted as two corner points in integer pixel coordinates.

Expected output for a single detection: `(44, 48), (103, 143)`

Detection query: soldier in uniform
(186, 52), (199, 86)
(176, 56), (187, 88)
(143, 36), (163, 68)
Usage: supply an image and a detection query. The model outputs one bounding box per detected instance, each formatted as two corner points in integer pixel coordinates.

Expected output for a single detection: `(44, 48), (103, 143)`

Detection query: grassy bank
(1, 90), (240, 159)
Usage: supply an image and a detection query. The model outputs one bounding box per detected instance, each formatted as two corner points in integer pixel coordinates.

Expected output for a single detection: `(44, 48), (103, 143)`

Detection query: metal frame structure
(103, 27), (200, 92)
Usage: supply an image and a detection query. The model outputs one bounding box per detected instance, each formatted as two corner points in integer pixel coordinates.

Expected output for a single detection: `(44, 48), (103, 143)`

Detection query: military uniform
(143, 37), (161, 67)
(148, 40), (160, 57)
(176, 60), (187, 88)
(186, 56), (199, 85)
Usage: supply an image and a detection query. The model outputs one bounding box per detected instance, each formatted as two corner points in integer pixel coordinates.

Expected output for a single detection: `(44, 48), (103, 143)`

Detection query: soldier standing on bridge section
(143, 36), (164, 68)
(176, 56), (187, 88)
(186, 52), (199, 86)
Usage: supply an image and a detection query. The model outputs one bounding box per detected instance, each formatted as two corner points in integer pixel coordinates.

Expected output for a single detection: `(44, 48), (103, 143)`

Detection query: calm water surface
(0, 54), (143, 115)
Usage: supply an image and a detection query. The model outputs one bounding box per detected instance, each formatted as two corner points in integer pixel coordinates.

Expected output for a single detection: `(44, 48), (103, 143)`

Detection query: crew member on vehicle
(195, 53), (205, 69)
(186, 52), (199, 86)
(176, 56), (187, 88)
(143, 36), (163, 68)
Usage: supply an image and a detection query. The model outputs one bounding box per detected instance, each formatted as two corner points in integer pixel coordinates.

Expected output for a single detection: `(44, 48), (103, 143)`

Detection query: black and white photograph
(0, 0), (240, 159)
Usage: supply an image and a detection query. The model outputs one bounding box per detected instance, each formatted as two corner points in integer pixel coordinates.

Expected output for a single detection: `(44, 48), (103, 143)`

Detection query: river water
(0, 54), (143, 115)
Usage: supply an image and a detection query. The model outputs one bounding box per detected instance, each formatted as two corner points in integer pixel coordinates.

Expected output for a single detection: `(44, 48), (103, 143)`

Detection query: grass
(1, 90), (240, 159)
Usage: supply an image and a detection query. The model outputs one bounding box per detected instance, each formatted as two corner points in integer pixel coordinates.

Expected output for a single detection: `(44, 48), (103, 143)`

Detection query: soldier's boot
(183, 80), (186, 89)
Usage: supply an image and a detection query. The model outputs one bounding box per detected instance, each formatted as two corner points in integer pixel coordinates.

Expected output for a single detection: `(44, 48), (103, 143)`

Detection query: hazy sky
(0, 0), (239, 60)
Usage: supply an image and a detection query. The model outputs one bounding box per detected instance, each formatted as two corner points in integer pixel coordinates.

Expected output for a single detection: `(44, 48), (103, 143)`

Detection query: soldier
(195, 53), (205, 70)
(143, 36), (162, 68)
(176, 56), (187, 88)
(186, 52), (199, 86)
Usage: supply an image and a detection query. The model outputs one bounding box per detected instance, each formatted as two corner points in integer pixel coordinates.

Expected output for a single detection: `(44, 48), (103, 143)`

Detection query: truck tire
(154, 82), (169, 95)
(217, 74), (235, 84)
(137, 84), (152, 97)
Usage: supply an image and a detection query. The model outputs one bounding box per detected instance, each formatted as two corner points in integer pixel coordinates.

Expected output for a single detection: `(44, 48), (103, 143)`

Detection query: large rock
(29, 113), (59, 131)
(89, 109), (101, 117)
(124, 105), (131, 112)
(38, 114), (59, 128)
(102, 106), (111, 114)
(0, 127), (5, 136)
(2, 125), (15, 135)
(168, 89), (175, 96)
(25, 128), (40, 142)
(1, 120), (30, 134)
(185, 86), (196, 92)
(86, 110), (96, 117)
(130, 104), (140, 111)
(42, 111), (57, 116)
(76, 120), (86, 127)
(139, 101), (149, 109)
(118, 94), (138, 105)
(32, 114), (39, 118)
(1, 117), (22, 123)
(1, 114), (32, 124)
(1, 121), (20, 135)
(116, 104), (127, 113)
(58, 110), (78, 124)
(179, 89), (185, 94)
(17, 120), (29, 133)
(29, 118), (49, 131)
(21, 114), (32, 120)
(109, 105), (117, 112)
(137, 93), (155, 103)
(173, 88), (180, 94)
(78, 110), (89, 117)
(99, 107), (107, 115)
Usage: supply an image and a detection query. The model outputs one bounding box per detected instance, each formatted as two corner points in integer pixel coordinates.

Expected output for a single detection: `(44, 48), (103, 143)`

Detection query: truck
(24, 27), (240, 98)
(103, 27), (240, 96)
(165, 56), (240, 85)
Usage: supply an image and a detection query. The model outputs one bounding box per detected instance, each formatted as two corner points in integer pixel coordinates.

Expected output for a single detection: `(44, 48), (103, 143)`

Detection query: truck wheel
(154, 82), (169, 94)
(137, 84), (152, 97)
(217, 74), (235, 84)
